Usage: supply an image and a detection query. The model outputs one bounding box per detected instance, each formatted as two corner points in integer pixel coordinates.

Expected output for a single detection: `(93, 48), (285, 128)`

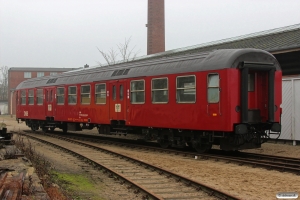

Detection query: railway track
(15, 131), (239, 200)
(37, 130), (300, 175)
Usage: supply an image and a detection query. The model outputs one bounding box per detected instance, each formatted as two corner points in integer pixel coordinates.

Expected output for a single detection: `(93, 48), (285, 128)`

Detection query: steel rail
(16, 131), (239, 200)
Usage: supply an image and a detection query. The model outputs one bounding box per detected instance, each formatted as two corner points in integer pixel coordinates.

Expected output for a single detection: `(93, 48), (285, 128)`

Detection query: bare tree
(97, 37), (140, 66)
(0, 66), (8, 100)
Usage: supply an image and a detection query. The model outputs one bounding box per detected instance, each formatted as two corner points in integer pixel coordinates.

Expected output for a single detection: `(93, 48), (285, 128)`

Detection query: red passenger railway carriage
(15, 49), (282, 152)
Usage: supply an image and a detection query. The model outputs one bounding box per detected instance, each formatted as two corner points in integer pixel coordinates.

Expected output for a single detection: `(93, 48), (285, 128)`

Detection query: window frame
(28, 89), (34, 105)
(24, 72), (31, 78)
(37, 89), (43, 105)
(81, 84), (91, 104)
(50, 72), (57, 76)
(56, 87), (65, 105)
(207, 73), (220, 103)
(21, 90), (26, 105)
(95, 83), (106, 104)
(68, 86), (77, 105)
(130, 79), (145, 104)
(176, 75), (196, 103)
(37, 72), (44, 77)
(151, 77), (168, 104)
(120, 85), (124, 100)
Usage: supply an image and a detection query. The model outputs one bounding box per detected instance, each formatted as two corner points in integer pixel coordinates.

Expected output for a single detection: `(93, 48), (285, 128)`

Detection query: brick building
(8, 67), (78, 115)
(147, 0), (165, 55)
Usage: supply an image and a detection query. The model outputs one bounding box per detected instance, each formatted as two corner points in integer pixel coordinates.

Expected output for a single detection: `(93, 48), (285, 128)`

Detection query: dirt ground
(1, 115), (300, 200)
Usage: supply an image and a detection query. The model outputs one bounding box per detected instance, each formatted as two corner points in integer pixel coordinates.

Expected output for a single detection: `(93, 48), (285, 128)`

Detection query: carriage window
(68, 86), (77, 104)
(28, 89), (34, 105)
(112, 85), (116, 100)
(21, 90), (26, 105)
(37, 89), (43, 105)
(95, 84), (106, 104)
(176, 76), (196, 103)
(207, 74), (219, 103)
(57, 87), (64, 104)
(248, 74), (255, 92)
(152, 78), (168, 103)
(120, 85), (124, 100)
(81, 85), (90, 104)
(131, 80), (145, 104)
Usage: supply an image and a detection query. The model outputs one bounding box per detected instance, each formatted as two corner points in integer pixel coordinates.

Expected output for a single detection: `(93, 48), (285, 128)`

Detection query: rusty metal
(0, 172), (24, 200)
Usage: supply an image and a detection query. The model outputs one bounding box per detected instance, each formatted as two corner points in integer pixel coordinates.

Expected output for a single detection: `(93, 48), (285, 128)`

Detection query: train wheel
(31, 124), (39, 131)
(42, 127), (48, 133)
(158, 139), (170, 148)
(97, 125), (104, 134)
(158, 130), (170, 148)
(192, 139), (212, 153)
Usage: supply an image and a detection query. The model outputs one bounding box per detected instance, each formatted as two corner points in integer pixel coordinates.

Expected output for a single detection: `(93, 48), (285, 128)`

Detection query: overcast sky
(1, 0), (300, 68)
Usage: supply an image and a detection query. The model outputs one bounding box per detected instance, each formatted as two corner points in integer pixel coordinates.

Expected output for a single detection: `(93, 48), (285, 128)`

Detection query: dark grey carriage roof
(16, 49), (280, 90)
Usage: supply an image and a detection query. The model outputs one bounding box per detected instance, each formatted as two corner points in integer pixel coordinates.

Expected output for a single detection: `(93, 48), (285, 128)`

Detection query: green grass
(51, 171), (104, 200)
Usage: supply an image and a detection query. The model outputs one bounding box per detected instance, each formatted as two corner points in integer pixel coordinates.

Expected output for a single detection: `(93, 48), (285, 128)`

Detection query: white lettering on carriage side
(115, 104), (121, 112)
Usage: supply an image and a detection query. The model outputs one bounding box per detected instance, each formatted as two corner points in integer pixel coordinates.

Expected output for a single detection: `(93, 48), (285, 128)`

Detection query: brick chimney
(147, 0), (165, 55)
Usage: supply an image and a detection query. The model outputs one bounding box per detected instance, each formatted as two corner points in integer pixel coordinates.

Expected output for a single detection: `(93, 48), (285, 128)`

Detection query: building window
(24, 72), (31, 78)
(95, 84), (106, 104)
(37, 89), (43, 105)
(207, 74), (219, 103)
(37, 72), (44, 77)
(57, 87), (64, 104)
(152, 78), (168, 103)
(81, 85), (90, 104)
(21, 90), (26, 105)
(28, 89), (34, 105)
(50, 72), (57, 76)
(176, 75), (196, 103)
(68, 86), (77, 104)
(130, 80), (145, 104)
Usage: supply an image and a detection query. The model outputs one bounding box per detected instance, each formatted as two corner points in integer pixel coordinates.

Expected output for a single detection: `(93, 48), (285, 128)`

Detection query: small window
(37, 89), (43, 105)
(152, 78), (168, 103)
(95, 84), (106, 104)
(81, 85), (90, 104)
(113, 85), (116, 100)
(50, 72), (57, 76)
(28, 89), (34, 105)
(207, 74), (219, 103)
(24, 72), (31, 78)
(21, 90), (26, 105)
(131, 80), (145, 104)
(120, 85), (123, 100)
(37, 72), (44, 77)
(57, 87), (64, 104)
(248, 74), (255, 92)
(176, 76), (196, 103)
(68, 86), (77, 104)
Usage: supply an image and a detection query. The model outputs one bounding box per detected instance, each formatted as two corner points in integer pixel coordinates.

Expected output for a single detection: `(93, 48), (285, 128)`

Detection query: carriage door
(109, 81), (127, 123)
(207, 73), (221, 117)
(240, 63), (275, 124)
(45, 87), (55, 118)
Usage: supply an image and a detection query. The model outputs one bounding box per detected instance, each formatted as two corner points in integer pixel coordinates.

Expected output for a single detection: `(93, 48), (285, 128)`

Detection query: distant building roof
(135, 23), (300, 61)
(8, 67), (79, 72)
